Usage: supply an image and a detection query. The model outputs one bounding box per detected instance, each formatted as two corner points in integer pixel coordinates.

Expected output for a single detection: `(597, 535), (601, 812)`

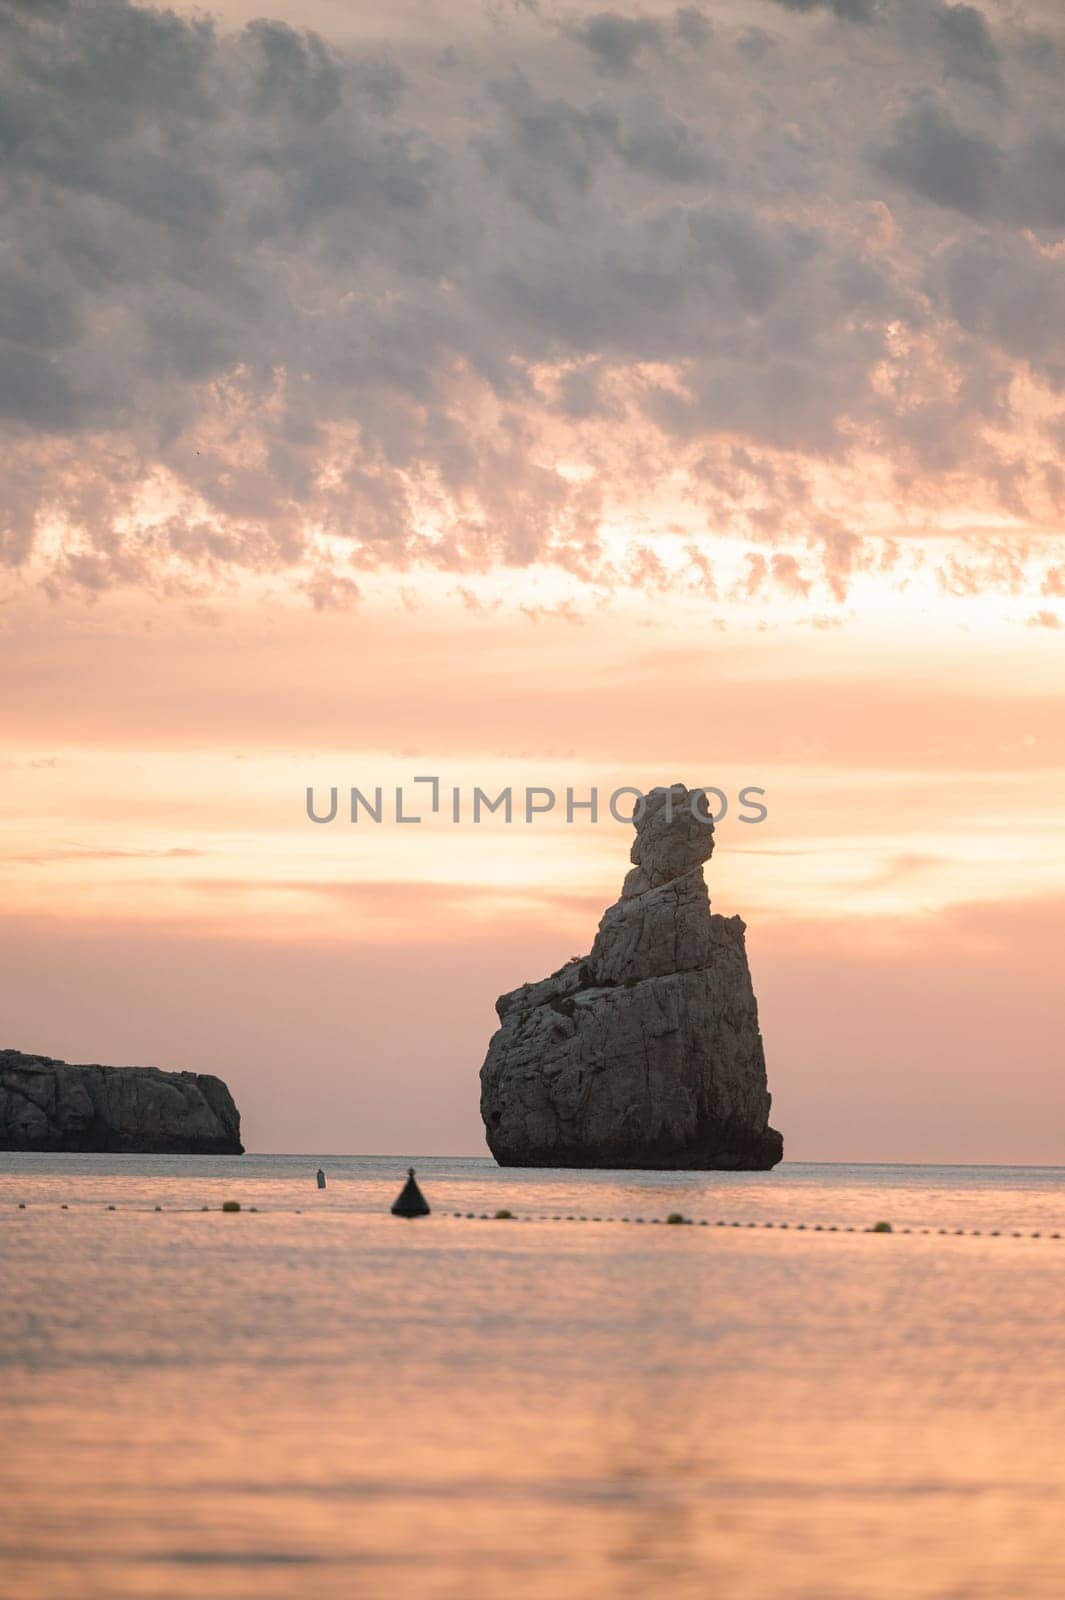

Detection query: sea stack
(479, 784), (782, 1170)
(0, 1049), (244, 1154)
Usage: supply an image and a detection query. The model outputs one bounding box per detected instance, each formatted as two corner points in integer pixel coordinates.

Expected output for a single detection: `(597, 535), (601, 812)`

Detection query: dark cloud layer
(769, 0), (878, 23)
(0, 0), (1062, 598)
(874, 98), (1065, 228)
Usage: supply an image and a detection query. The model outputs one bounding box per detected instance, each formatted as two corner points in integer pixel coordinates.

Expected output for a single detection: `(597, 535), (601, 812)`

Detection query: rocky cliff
(479, 784), (782, 1170)
(0, 1050), (244, 1154)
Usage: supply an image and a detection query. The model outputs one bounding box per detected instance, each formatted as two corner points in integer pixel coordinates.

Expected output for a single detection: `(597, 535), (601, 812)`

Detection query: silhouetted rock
(480, 785), (782, 1171)
(391, 1167), (430, 1216)
(0, 1049), (243, 1154)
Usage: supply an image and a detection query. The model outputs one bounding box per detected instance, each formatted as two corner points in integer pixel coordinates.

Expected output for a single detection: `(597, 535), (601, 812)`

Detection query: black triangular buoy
(391, 1166), (430, 1217)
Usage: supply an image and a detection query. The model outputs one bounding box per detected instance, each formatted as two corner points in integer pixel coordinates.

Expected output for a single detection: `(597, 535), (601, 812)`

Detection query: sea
(2, 1155), (1064, 1600)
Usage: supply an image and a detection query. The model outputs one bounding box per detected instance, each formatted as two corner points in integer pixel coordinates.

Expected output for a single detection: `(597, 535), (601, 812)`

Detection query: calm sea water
(2, 1156), (1064, 1600)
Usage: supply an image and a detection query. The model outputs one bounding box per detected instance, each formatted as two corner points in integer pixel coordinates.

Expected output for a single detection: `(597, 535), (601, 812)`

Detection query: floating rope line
(7, 1203), (1062, 1239)
(433, 1209), (1058, 1237)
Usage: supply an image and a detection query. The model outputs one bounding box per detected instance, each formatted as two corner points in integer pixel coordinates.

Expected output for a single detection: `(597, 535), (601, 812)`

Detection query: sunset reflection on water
(3, 1157), (1064, 1599)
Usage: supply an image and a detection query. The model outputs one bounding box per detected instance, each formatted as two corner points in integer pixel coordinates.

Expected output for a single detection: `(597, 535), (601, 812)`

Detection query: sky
(1, 0), (1063, 1160)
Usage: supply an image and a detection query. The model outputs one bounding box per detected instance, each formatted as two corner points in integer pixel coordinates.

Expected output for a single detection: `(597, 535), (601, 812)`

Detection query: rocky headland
(480, 784), (782, 1170)
(0, 1049), (244, 1154)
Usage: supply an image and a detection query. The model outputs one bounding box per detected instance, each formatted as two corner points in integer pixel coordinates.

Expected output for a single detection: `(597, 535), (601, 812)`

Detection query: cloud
(936, 233), (1065, 389)
(933, 2), (1003, 92)
(474, 73), (717, 221)
(873, 99), (1002, 216)
(303, 566), (361, 611)
(0, 0), (1063, 606)
(186, 876), (608, 924)
(673, 8), (712, 49)
(873, 98), (1065, 228)
(767, 0), (878, 23)
(568, 12), (664, 75)
(10, 846), (207, 866)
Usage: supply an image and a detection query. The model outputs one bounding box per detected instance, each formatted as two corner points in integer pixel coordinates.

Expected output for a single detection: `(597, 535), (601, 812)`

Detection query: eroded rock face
(0, 1049), (244, 1154)
(479, 785), (782, 1170)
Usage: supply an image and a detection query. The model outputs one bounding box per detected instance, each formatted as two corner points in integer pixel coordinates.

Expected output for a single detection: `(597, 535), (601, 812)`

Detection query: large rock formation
(0, 1049), (244, 1154)
(480, 785), (782, 1170)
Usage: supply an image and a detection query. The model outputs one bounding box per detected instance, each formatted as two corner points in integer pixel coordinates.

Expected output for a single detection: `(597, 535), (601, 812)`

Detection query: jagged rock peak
(479, 783), (782, 1172)
(623, 782), (716, 896)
